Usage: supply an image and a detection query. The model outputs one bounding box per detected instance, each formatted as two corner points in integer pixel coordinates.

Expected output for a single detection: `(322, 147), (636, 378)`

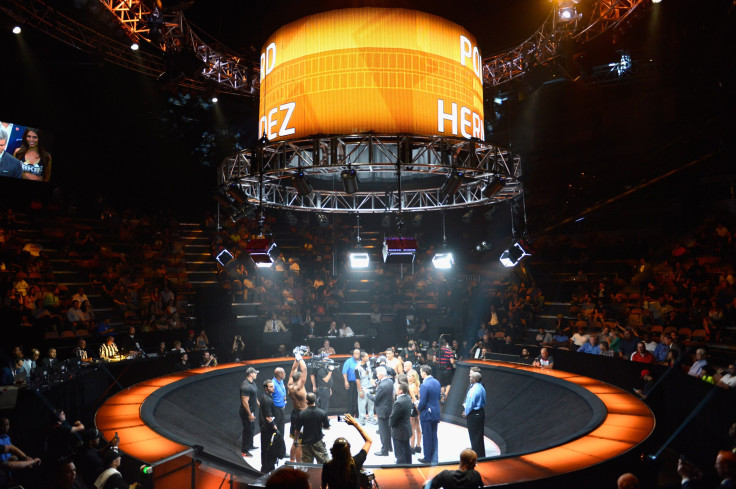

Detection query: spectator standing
(296, 393), (330, 464)
(418, 365), (441, 464)
(239, 367), (259, 458)
(390, 382), (413, 464)
(258, 379), (280, 473)
(342, 349), (360, 417)
(272, 368), (287, 438)
(368, 366), (394, 456)
(464, 371), (486, 458)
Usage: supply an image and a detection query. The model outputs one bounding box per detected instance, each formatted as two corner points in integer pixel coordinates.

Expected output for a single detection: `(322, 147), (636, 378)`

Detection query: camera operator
(310, 355), (335, 412)
(404, 341), (424, 367)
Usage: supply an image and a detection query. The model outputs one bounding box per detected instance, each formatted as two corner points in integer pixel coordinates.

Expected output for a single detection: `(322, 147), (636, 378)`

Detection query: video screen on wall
(0, 119), (53, 182)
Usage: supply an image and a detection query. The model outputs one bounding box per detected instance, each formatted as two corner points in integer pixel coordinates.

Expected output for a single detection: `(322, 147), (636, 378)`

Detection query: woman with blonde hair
(407, 368), (422, 454)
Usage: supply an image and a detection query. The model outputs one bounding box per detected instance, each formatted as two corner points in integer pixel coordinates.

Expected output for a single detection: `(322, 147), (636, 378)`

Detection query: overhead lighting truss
(1, 0), (644, 95)
(219, 134), (523, 214)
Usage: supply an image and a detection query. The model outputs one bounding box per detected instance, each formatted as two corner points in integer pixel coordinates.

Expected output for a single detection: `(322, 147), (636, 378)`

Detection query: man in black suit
(368, 366), (393, 456)
(0, 130), (22, 179)
(389, 382), (413, 464)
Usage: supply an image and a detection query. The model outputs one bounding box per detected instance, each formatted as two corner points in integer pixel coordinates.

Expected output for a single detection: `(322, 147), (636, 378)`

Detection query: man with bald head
(428, 449), (482, 489)
(272, 367), (287, 440)
(617, 473), (639, 489)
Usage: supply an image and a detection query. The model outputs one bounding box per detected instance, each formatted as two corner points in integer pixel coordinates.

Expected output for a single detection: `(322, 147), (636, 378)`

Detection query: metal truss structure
(0, 0), (259, 96)
(96, 0), (259, 95)
(219, 135), (523, 214)
(1, 0), (646, 95)
(482, 0), (647, 87)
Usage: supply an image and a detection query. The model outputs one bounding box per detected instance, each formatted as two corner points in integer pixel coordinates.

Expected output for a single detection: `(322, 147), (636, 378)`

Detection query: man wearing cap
(76, 428), (119, 487)
(94, 449), (134, 489)
(240, 367), (259, 458)
(294, 392), (330, 464)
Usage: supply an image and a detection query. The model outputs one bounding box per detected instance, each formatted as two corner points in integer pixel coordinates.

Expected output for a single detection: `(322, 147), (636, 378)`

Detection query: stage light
(651, 0), (661, 3)
(316, 213), (329, 228)
(476, 241), (490, 252)
(215, 248), (234, 267)
(244, 237), (278, 268)
(291, 170), (313, 196)
(12, 26), (21, 34)
(226, 184), (249, 205)
(341, 168), (359, 194)
(440, 170), (464, 200)
(349, 252), (370, 269)
(383, 237), (417, 264)
(462, 210), (474, 224)
(130, 42), (139, 51)
(432, 252), (454, 270)
(211, 96), (218, 103)
(483, 177), (506, 199)
(557, 0), (581, 22)
(499, 241), (531, 268)
(412, 214), (423, 228)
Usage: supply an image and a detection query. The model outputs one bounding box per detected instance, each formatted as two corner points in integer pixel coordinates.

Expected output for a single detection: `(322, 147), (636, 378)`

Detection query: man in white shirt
(719, 364), (736, 388)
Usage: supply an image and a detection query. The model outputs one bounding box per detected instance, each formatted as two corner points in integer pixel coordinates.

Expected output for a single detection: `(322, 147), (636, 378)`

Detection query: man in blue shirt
(342, 349), (361, 416)
(272, 367), (287, 441)
(653, 335), (671, 363)
(464, 370), (486, 457)
(577, 336), (601, 355)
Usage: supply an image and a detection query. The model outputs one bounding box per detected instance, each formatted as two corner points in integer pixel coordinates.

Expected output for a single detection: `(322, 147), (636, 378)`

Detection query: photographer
(404, 341), (424, 367)
(200, 351), (218, 367)
(310, 355), (335, 412)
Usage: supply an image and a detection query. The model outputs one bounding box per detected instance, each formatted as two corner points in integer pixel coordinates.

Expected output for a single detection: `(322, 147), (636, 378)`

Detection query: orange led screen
(258, 8), (484, 142)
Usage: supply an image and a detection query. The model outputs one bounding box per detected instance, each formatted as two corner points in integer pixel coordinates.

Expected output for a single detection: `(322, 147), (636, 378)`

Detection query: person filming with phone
(321, 413), (372, 489)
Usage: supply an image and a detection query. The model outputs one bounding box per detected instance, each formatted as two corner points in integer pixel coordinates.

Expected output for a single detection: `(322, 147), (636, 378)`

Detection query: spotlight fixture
(557, 0), (581, 22)
(291, 170), (313, 196)
(432, 252), (454, 270)
(244, 237), (278, 268)
(341, 167), (359, 194)
(440, 170), (464, 200)
(475, 241), (491, 252)
(211, 96), (218, 103)
(383, 237), (418, 264)
(349, 252), (370, 269)
(482, 177), (506, 199)
(12, 26), (21, 34)
(412, 214), (423, 228)
(130, 42), (140, 51)
(499, 241), (531, 268)
(226, 184), (249, 205)
(214, 248), (234, 267)
(316, 213), (329, 228)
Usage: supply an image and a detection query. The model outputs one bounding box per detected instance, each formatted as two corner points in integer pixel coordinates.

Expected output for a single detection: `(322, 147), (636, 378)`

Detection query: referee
(463, 370), (486, 457)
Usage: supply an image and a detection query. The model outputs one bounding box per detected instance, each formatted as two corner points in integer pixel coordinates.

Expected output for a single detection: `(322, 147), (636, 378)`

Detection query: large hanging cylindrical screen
(258, 8), (484, 142)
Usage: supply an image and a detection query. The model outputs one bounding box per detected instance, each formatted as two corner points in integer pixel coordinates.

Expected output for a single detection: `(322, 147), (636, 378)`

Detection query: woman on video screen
(14, 127), (52, 182)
